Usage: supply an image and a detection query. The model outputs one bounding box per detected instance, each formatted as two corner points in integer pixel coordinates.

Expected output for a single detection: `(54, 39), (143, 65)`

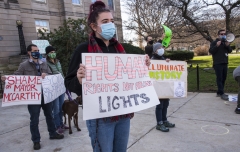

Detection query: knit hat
(153, 43), (162, 52)
(45, 46), (55, 54)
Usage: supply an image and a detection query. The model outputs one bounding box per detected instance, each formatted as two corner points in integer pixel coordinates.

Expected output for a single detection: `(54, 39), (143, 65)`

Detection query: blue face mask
(221, 35), (226, 40)
(98, 22), (116, 40)
(31, 52), (40, 59)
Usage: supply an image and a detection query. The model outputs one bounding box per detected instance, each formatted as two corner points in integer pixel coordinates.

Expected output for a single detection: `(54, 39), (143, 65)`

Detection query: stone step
(9, 55), (28, 64)
(0, 66), (9, 71)
(7, 64), (19, 71)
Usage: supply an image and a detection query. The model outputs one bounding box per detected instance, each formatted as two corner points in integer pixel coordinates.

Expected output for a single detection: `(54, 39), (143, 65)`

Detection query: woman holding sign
(45, 46), (68, 134)
(65, 1), (150, 152)
(152, 42), (175, 132)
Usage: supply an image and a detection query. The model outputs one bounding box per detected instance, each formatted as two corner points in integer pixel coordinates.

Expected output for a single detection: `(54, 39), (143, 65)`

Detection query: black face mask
(148, 40), (154, 45)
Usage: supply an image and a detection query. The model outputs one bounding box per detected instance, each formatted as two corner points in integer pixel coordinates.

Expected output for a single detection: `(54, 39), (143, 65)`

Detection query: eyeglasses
(219, 33), (226, 35)
(32, 50), (39, 52)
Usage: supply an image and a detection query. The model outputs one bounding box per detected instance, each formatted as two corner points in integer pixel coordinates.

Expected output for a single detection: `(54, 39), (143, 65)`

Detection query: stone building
(0, 0), (123, 64)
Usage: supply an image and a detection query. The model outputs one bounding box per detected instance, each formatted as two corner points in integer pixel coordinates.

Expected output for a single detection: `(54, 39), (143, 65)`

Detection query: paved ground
(0, 92), (239, 152)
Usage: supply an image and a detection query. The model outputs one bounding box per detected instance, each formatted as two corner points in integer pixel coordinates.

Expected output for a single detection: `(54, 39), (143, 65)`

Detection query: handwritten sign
(32, 40), (50, 54)
(228, 95), (238, 102)
(82, 53), (160, 120)
(42, 74), (66, 104)
(2, 76), (42, 107)
(149, 60), (187, 98)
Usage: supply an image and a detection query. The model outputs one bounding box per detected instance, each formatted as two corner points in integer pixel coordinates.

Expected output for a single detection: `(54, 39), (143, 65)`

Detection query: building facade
(0, 0), (123, 63)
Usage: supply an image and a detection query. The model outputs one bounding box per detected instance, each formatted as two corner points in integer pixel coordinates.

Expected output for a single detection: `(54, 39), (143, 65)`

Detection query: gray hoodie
(233, 66), (240, 79)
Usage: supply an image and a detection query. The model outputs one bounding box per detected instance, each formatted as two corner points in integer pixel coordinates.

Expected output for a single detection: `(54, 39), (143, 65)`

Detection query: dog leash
(66, 90), (82, 106)
(66, 90), (73, 101)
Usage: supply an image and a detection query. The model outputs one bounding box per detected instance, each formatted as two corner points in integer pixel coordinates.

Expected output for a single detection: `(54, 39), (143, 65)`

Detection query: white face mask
(156, 48), (164, 56)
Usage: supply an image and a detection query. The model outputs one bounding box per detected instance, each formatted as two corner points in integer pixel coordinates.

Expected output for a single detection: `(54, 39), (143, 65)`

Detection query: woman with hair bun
(65, 1), (150, 151)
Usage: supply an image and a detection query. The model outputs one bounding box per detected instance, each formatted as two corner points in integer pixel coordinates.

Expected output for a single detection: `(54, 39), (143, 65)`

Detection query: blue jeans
(28, 97), (56, 143)
(86, 117), (130, 152)
(52, 93), (65, 128)
(213, 63), (228, 95)
(155, 99), (169, 124)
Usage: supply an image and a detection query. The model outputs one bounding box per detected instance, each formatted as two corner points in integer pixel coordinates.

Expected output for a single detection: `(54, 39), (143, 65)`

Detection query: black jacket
(151, 53), (165, 60)
(209, 38), (232, 65)
(64, 37), (118, 96)
(145, 45), (153, 58)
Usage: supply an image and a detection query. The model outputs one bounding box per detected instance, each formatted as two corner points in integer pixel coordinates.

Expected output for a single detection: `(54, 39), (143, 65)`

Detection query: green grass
(187, 54), (240, 93)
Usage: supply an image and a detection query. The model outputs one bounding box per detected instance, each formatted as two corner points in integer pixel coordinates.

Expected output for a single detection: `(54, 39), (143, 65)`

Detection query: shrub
(194, 45), (209, 56)
(38, 18), (88, 75)
(121, 43), (145, 54)
(164, 51), (194, 61)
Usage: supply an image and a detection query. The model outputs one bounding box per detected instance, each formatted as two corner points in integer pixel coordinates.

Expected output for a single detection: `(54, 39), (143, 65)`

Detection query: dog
(62, 96), (82, 134)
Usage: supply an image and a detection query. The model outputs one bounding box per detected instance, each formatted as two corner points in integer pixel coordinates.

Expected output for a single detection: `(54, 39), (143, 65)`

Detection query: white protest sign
(2, 75), (42, 107)
(228, 95), (238, 102)
(32, 40), (50, 54)
(82, 53), (160, 120)
(42, 74), (66, 104)
(149, 60), (188, 98)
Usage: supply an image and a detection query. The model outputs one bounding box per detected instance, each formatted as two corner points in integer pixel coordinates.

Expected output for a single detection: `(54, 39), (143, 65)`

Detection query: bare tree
(167, 0), (240, 43)
(123, 0), (182, 46)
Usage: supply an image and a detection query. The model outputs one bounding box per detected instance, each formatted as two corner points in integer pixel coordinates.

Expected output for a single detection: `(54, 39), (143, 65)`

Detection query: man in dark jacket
(209, 30), (232, 100)
(145, 36), (154, 58)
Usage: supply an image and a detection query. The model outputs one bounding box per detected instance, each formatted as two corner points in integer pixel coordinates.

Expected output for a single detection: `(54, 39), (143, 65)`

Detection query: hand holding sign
(1, 75), (6, 81)
(41, 73), (47, 79)
(77, 64), (86, 85)
(145, 55), (151, 66)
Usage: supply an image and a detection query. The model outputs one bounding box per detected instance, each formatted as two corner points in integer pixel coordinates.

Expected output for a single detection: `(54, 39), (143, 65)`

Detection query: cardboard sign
(32, 40), (50, 54)
(2, 76), (42, 107)
(228, 95), (238, 102)
(149, 60), (187, 98)
(82, 53), (160, 120)
(42, 74), (66, 104)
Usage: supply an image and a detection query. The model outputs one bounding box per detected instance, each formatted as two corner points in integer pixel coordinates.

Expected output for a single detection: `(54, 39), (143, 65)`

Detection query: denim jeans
(235, 76), (240, 108)
(86, 117), (130, 152)
(28, 97), (56, 143)
(52, 93), (65, 128)
(155, 99), (169, 124)
(213, 63), (228, 95)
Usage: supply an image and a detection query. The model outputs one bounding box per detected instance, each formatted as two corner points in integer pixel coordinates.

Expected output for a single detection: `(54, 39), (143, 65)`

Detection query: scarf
(88, 33), (126, 53)
(87, 33), (134, 121)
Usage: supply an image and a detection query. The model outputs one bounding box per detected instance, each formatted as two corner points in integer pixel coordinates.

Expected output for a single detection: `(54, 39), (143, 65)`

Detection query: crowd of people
(1, 1), (239, 151)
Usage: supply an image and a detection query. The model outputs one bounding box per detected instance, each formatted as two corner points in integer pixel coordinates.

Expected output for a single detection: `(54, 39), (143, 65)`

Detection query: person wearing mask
(145, 35), (154, 58)
(45, 46), (68, 134)
(152, 42), (175, 132)
(64, 1), (150, 152)
(233, 66), (240, 114)
(1, 44), (64, 150)
(209, 29), (232, 100)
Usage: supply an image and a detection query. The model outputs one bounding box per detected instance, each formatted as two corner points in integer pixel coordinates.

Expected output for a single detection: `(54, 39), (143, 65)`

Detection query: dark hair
(27, 44), (37, 52)
(145, 36), (152, 41)
(218, 29), (225, 35)
(158, 39), (162, 43)
(88, 1), (110, 26)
